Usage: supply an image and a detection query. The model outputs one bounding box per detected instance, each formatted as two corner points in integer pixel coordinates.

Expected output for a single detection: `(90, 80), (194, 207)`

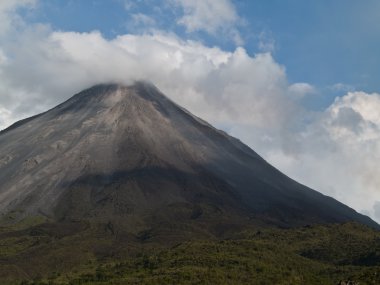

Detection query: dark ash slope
(0, 82), (377, 234)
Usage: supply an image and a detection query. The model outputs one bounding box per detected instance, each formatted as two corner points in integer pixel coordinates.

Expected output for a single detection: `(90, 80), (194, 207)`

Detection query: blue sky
(21, 0), (380, 110)
(1, 0), (380, 221)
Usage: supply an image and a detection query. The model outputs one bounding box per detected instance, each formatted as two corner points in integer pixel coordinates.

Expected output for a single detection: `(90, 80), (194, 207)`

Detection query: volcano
(0, 82), (377, 236)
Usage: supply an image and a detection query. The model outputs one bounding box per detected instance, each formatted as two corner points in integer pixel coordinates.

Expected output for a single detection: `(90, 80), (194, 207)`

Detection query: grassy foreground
(0, 219), (379, 285)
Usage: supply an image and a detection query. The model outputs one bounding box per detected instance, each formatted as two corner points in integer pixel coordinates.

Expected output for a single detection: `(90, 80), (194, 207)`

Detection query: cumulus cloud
(0, 107), (12, 129)
(287, 83), (316, 99)
(123, 0), (136, 11)
(126, 12), (158, 33)
(0, 28), (302, 132)
(1, 2), (380, 222)
(330, 82), (355, 93)
(255, 91), (380, 220)
(374, 201), (380, 221)
(171, 0), (243, 44)
(258, 31), (276, 53)
(0, 0), (36, 36)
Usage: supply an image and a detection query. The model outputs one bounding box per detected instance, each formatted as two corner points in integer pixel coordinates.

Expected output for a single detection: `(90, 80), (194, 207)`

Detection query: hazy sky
(1, 0), (380, 222)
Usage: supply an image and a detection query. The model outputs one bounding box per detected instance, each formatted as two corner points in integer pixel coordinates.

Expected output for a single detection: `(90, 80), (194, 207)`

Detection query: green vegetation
(0, 221), (379, 285)
(0, 212), (48, 231)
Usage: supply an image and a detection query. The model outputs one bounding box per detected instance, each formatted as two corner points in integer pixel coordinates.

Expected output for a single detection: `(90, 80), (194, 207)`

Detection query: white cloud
(258, 31), (276, 52)
(0, 48), (7, 64)
(130, 13), (156, 27)
(330, 82), (355, 93)
(256, 91), (380, 221)
(171, 0), (242, 44)
(0, 28), (299, 132)
(374, 201), (380, 221)
(0, 106), (12, 129)
(0, 0), (36, 36)
(287, 83), (316, 99)
(123, 0), (135, 11)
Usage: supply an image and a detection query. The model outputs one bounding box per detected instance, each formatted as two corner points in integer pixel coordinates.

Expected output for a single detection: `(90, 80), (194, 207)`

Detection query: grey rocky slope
(0, 82), (377, 233)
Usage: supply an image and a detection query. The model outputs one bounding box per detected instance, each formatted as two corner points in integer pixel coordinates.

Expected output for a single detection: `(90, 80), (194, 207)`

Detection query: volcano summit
(0, 82), (377, 235)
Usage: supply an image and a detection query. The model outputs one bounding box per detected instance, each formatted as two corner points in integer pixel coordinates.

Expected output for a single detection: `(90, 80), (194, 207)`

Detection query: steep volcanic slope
(0, 82), (377, 232)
